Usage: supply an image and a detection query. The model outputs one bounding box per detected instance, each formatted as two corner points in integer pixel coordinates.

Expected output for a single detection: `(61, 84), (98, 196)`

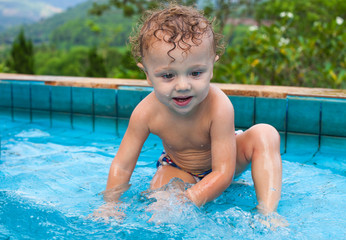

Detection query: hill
(0, 0), (89, 32)
(39, 0), (88, 9)
(0, 0), (62, 32)
(0, 0), (135, 48)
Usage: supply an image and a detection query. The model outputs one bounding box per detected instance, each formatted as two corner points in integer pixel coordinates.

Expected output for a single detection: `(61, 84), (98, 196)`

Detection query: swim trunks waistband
(156, 151), (212, 181)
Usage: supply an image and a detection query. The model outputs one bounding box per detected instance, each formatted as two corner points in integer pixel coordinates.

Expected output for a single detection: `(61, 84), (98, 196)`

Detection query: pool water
(1, 117), (345, 239)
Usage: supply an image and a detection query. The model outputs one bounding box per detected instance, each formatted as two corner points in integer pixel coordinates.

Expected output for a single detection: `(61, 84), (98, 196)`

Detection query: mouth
(172, 96), (193, 107)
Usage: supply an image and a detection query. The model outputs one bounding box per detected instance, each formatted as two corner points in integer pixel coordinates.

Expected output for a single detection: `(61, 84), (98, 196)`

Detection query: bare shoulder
(130, 92), (156, 121)
(127, 92), (158, 132)
(209, 85), (234, 118)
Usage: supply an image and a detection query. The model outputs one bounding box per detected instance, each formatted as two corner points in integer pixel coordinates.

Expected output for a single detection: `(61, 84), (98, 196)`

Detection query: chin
(173, 105), (197, 116)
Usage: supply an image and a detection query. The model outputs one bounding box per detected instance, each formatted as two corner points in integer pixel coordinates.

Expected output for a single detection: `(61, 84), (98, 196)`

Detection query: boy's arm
(105, 104), (150, 201)
(186, 99), (236, 206)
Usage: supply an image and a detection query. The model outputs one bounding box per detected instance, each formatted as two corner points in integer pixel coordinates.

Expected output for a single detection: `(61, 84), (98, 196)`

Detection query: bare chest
(150, 117), (211, 152)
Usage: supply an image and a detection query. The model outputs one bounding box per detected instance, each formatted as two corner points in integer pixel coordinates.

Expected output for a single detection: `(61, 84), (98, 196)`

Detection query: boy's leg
(150, 165), (197, 189)
(235, 124), (282, 213)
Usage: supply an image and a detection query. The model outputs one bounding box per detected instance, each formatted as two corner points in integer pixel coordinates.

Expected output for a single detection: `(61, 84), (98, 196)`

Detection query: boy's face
(139, 34), (218, 116)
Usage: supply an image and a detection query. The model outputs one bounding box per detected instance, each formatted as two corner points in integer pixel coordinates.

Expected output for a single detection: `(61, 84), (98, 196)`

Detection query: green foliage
(110, 49), (145, 79)
(89, 0), (198, 17)
(255, 0), (346, 34)
(7, 29), (35, 74)
(0, 62), (9, 73)
(85, 47), (107, 77)
(89, 0), (258, 43)
(1, 0), (344, 89)
(33, 45), (145, 79)
(49, 11), (134, 49)
(214, 11), (345, 88)
(35, 46), (88, 76)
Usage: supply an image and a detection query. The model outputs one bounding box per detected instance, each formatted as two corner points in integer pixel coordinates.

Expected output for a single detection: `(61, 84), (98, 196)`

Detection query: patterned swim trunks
(156, 151), (212, 182)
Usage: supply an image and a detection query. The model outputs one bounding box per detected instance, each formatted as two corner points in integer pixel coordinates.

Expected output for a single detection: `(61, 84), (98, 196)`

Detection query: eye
(162, 73), (175, 79)
(191, 71), (202, 77)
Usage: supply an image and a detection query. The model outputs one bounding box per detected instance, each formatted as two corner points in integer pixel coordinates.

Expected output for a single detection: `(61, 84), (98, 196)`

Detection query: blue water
(1, 117), (345, 239)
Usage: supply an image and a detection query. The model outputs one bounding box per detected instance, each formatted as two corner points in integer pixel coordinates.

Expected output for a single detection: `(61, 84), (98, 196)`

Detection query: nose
(175, 77), (191, 92)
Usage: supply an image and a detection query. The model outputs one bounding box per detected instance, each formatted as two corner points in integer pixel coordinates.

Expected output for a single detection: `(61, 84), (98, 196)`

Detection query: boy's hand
(146, 178), (192, 224)
(89, 183), (131, 222)
(90, 202), (126, 222)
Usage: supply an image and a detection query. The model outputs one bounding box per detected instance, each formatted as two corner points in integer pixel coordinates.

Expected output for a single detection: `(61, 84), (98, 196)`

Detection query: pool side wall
(0, 77), (345, 174)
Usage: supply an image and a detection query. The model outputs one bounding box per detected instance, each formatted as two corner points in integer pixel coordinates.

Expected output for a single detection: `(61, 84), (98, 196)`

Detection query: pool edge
(0, 73), (345, 99)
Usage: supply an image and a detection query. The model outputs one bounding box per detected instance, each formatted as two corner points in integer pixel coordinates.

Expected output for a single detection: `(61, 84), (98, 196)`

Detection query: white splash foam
(15, 129), (50, 138)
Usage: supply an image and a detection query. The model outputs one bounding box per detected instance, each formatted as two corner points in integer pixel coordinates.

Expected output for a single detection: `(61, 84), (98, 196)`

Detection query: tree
(89, 0), (260, 43)
(85, 47), (107, 77)
(89, 0), (345, 88)
(7, 29), (35, 74)
(214, 1), (346, 88)
(255, 0), (346, 37)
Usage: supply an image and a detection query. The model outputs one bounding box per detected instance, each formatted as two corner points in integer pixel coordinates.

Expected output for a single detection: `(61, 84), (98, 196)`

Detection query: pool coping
(1, 73), (345, 99)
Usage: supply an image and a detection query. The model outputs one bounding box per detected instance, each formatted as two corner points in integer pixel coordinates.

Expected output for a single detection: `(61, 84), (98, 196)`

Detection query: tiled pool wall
(1, 80), (345, 165)
(0, 81), (152, 136)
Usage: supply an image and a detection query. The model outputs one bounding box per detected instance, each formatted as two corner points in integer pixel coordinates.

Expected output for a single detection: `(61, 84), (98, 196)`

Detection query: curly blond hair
(129, 3), (224, 63)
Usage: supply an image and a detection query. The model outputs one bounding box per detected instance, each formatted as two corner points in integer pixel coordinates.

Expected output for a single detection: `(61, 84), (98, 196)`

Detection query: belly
(163, 147), (212, 174)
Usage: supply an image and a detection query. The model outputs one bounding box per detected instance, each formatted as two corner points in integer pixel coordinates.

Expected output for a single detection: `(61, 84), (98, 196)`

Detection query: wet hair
(129, 3), (224, 63)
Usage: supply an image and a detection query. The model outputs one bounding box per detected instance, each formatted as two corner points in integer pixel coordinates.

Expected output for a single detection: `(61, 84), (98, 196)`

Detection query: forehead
(143, 32), (215, 63)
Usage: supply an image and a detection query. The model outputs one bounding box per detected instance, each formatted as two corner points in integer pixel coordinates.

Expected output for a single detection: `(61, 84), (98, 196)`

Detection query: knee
(258, 123), (280, 140)
(249, 124), (280, 150)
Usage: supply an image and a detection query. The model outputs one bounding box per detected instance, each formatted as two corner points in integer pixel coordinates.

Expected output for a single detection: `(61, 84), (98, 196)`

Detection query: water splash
(143, 178), (197, 224)
(15, 129), (50, 138)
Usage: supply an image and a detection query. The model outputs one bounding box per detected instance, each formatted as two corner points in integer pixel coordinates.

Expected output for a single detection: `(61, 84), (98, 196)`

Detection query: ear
(137, 62), (146, 71)
(210, 55), (219, 80)
(137, 63), (152, 85)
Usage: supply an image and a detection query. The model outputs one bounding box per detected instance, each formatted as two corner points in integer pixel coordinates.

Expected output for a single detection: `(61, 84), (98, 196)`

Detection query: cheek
(202, 84), (210, 98)
(196, 81), (210, 99)
(152, 82), (172, 98)
(154, 90), (168, 99)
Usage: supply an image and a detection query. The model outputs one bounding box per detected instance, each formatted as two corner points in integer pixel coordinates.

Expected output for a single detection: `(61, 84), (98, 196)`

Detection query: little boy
(105, 4), (282, 213)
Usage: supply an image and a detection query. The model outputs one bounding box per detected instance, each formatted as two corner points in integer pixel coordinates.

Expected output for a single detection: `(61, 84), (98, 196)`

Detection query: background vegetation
(0, 0), (345, 88)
